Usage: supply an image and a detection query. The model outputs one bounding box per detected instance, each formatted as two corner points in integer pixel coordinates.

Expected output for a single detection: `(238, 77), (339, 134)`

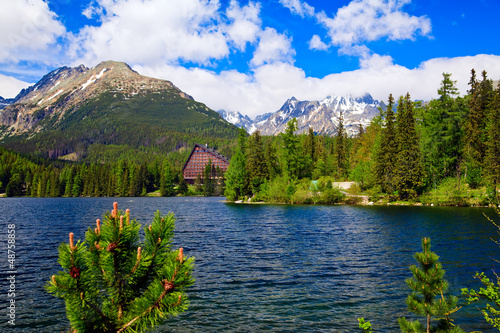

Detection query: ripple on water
(0, 198), (497, 332)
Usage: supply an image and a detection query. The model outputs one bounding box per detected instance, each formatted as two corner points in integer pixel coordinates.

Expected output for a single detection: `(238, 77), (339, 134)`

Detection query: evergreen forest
(224, 70), (500, 205)
(1, 70), (500, 205)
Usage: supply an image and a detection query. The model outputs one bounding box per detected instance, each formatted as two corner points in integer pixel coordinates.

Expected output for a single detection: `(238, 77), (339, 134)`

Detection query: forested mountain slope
(0, 61), (239, 163)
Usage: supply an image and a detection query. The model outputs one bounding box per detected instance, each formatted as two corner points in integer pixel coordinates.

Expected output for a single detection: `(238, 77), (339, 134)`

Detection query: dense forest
(224, 70), (500, 205)
(1, 70), (499, 204)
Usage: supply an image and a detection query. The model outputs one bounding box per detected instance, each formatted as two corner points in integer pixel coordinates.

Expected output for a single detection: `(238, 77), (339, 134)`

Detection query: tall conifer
(374, 94), (397, 193)
(394, 93), (424, 200)
(246, 131), (269, 193)
(282, 118), (302, 179)
(485, 82), (500, 187)
(463, 69), (494, 187)
(335, 111), (348, 179)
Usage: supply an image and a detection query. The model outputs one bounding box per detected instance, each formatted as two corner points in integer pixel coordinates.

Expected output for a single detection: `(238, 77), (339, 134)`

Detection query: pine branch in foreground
(46, 202), (195, 333)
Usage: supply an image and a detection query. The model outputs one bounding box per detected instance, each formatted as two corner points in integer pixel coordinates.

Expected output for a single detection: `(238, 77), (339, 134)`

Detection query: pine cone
(70, 266), (81, 278)
(107, 242), (118, 252)
(163, 280), (174, 292)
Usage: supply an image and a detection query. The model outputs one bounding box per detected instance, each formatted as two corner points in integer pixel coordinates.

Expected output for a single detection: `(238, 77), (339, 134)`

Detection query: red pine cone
(107, 242), (118, 252)
(70, 266), (81, 278)
(164, 280), (174, 292)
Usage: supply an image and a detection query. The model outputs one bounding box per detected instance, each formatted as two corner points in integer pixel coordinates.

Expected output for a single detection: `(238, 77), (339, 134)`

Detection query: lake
(0, 197), (498, 332)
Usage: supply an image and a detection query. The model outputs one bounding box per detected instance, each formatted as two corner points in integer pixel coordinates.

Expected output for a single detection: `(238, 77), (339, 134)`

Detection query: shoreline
(0, 193), (493, 208)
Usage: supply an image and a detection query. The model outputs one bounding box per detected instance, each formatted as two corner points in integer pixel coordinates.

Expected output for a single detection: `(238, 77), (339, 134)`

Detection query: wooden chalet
(182, 144), (230, 183)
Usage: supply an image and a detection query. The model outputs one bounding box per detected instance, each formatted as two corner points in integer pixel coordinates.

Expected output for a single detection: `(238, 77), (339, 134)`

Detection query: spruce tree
(394, 93), (424, 200)
(335, 111), (348, 179)
(246, 131), (269, 193)
(46, 202), (195, 333)
(160, 161), (175, 197)
(265, 140), (281, 179)
(485, 82), (500, 188)
(203, 159), (215, 196)
(421, 74), (465, 187)
(374, 94), (398, 193)
(398, 238), (462, 333)
(463, 69), (494, 188)
(224, 128), (249, 200)
(281, 118), (302, 179)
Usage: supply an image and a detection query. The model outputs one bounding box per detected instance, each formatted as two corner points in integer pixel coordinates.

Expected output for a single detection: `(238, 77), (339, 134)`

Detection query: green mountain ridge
(0, 61), (239, 163)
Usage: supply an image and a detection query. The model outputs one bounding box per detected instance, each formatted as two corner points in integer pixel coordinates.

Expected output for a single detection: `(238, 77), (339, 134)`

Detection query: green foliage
(1, 90), (240, 165)
(398, 238), (462, 333)
(46, 203), (195, 333)
(261, 176), (293, 204)
(485, 82), (500, 187)
(203, 160), (215, 196)
(462, 272), (500, 330)
(374, 94), (397, 193)
(358, 318), (373, 332)
(224, 149), (247, 201)
(335, 111), (348, 179)
(420, 74), (466, 188)
(281, 118), (304, 180)
(160, 161), (175, 197)
(246, 131), (269, 192)
(394, 93), (424, 200)
(462, 207), (500, 330)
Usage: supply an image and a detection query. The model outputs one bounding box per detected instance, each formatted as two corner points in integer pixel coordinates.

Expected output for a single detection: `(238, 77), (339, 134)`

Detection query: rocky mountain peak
(0, 61), (196, 136)
(218, 93), (380, 137)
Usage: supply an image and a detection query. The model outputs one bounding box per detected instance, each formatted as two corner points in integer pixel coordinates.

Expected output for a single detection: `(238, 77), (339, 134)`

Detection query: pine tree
(46, 202), (194, 333)
(463, 70), (494, 188)
(203, 159), (215, 196)
(281, 118), (302, 180)
(394, 93), (424, 200)
(421, 74), (465, 187)
(194, 173), (203, 194)
(485, 82), (500, 188)
(224, 149), (247, 201)
(160, 161), (175, 197)
(335, 111), (348, 179)
(398, 238), (462, 333)
(265, 140), (281, 179)
(246, 131), (269, 194)
(374, 94), (398, 193)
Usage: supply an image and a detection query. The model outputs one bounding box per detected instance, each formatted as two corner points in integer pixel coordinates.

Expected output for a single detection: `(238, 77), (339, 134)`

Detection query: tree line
(0, 147), (190, 197)
(2, 70), (499, 203)
(224, 70), (500, 204)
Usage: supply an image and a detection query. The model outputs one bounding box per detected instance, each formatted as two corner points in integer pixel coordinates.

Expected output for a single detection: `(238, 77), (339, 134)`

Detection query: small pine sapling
(46, 202), (195, 333)
(398, 238), (463, 333)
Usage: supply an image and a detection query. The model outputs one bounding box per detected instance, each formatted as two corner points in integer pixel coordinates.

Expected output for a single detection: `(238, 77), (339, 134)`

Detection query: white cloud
(250, 28), (295, 66)
(317, 0), (431, 47)
(225, 0), (262, 51)
(134, 54), (500, 119)
(308, 35), (329, 51)
(0, 0), (65, 63)
(70, 0), (231, 66)
(279, 0), (315, 17)
(0, 74), (31, 99)
(68, 0), (268, 67)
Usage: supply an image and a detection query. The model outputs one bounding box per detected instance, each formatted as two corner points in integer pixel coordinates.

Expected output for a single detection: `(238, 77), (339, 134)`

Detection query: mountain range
(0, 61), (239, 162)
(0, 60), (382, 163)
(218, 94), (381, 137)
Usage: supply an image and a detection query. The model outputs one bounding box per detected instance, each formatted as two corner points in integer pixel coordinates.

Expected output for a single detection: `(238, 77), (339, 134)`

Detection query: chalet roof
(182, 143), (230, 172)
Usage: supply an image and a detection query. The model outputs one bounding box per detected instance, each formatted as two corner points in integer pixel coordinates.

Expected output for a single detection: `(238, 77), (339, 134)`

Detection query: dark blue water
(0, 197), (498, 332)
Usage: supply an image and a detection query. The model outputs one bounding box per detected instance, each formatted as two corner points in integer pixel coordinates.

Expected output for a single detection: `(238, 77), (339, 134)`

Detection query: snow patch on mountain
(217, 93), (380, 137)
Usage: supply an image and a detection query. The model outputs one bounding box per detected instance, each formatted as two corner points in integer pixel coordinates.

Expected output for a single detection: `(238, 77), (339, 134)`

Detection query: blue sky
(1, 0), (499, 118)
